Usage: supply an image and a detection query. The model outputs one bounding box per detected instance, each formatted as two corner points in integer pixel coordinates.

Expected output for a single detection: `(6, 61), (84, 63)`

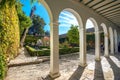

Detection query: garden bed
(26, 46), (79, 56)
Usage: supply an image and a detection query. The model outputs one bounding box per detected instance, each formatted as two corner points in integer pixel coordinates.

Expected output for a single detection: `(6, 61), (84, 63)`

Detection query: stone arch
(109, 27), (114, 54)
(114, 29), (118, 53)
(61, 8), (84, 28)
(88, 17), (99, 32)
(39, 0), (53, 24)
(101, 23), (109, 57)
(86, 17), (100, 61)
(58, 8), (86, 66)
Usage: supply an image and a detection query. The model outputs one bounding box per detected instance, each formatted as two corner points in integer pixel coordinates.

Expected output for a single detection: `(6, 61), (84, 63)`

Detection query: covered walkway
(4, 0), (120, 80)
(39, 0), (120, 79)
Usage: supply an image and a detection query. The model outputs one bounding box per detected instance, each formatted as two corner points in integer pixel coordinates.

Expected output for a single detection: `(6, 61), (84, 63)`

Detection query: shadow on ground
(94, 61), (104, 80)
(68, 66), (85, 80)
(41, 75), (54, 80)
(106, 57), (120, 80)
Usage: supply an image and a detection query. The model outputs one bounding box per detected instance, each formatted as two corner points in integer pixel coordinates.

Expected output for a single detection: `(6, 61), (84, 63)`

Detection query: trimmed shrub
(26, 46), (79, 57)
(25, 35), (41, 45)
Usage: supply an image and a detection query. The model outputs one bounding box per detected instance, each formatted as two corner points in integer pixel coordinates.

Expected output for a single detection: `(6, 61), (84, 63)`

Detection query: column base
(79, 63), (87, 67)
(104, 55), (109, 58)
(95, 58), (101, 61)
(49, 72), (60, 79)
(110, 52), (114, 55)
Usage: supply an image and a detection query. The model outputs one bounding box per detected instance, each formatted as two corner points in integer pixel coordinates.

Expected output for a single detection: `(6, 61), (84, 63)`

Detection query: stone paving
(5, 49), (120, 80)
(8, 48), (49, 67)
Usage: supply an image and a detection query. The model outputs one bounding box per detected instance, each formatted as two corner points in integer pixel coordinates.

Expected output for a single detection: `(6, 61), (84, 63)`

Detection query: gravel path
(5, 49), (120, 80)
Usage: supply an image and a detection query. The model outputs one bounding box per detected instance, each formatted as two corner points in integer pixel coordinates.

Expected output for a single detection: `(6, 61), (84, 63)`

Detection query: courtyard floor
(5, 49), (120, 80)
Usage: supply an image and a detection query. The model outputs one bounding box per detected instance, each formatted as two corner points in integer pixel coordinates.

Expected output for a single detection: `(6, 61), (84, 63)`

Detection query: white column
(104, 34), (109, 57)
(95, 31), (101, 61)
(49, 22), (60, 78)
(114, 30), (118, 53)
(79, 28), (87, 67)
(110, 30), (114, 54)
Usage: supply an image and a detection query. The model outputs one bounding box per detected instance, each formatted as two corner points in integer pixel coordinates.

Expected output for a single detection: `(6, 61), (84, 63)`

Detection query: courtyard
(5, 49), (120, 80)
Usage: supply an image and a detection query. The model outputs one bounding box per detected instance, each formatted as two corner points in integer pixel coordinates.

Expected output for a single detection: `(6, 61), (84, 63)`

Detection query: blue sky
(21, 0), (93, 35)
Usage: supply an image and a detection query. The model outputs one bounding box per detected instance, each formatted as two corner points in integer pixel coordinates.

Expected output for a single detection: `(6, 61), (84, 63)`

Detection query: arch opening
(101, 23), (109, 57)
(86, 18), (100, 61)
(58, 8), (82, 50)
(58, 8), (87, 67)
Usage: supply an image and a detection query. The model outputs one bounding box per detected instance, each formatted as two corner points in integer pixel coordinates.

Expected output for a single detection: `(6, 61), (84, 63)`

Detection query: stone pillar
(95, 31), (101, 61)
(79, 28), (87, 67)
(114, 30), (118, 53)
(110, 30), (114, 54)
(49, 22), (60, 78)
(104, 34), (109, 57)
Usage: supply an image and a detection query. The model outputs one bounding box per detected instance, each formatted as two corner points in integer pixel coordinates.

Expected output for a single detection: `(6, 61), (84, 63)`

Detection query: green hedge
(0, 50), (6, 80)
(25, 35), (41, 45)
(26, 46), (79, 56)
(0, 2), (19, 80)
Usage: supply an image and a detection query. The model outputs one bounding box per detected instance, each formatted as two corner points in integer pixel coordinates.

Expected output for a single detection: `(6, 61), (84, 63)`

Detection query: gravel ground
(5, 50), (120, 80)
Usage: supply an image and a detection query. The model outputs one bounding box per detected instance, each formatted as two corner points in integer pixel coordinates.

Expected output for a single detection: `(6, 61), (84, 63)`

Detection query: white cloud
(59, 11), (95, 29)
(59, 23), (71, 27)
(60, 12), (75, 19)
(59, 11), (79, 26)
(59, 16), (70, 21)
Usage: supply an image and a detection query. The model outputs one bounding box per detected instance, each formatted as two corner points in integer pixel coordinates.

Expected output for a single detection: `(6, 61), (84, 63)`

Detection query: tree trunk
(20, 28), (29, 47)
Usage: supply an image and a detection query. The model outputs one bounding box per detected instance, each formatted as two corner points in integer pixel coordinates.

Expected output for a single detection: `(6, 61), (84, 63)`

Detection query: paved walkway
(5, 49), (120, 80)
(8, 48), (49, 67)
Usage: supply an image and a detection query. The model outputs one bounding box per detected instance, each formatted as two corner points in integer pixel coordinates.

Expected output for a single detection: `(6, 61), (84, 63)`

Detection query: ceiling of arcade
(74, 0), (120, 28)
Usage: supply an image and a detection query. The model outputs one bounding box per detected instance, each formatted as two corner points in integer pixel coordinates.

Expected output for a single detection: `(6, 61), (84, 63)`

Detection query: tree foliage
(29, 15), (46, 35)
(67, 25), (79, 46)
(33, 15), (45, 35)
(45, 30), (50, 36)
(16, 1), (32, 36)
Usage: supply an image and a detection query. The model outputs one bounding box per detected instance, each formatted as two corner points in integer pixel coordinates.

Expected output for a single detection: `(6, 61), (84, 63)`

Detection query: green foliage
(59, 41), (69, 48)
(25, 35), (41, 45)
(0, 49), (6, 80)
(45, 30), (50, 36)
(26, 46), (50, 56)
(0, 0), (16, 9)
(16, 1), (32, 36)
(67, 25), (79, 46)
(0, 2), (20, 80)
(0, 1), (20, 59)
(31, 15), (45, 35)
(86, 34), (95, 43)
(26, 46), (79, 56)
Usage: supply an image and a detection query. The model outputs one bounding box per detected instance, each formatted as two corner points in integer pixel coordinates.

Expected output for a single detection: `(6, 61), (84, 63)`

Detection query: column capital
(95, 30), (100, 33)
(80, 28), (85, 31)
(104, 34), (109, 37)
